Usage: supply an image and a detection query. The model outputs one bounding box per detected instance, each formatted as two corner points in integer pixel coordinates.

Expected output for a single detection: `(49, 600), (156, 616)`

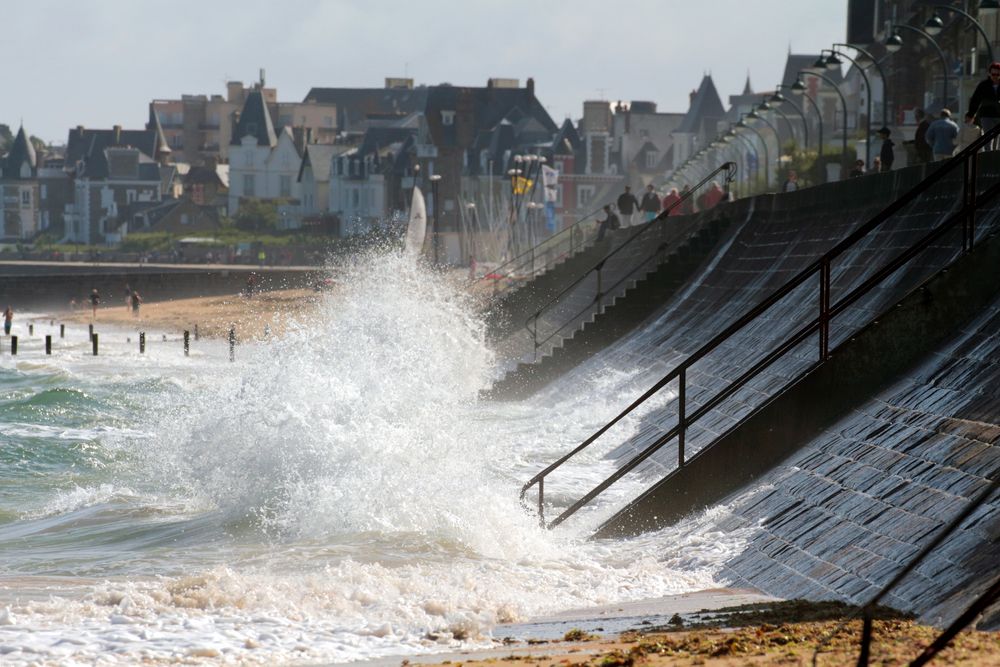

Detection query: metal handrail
(473, 203), (611, 297)
(807, 471), (1000, 666)
(521, 121), (1000, 530)
(523, 162), (737, 359)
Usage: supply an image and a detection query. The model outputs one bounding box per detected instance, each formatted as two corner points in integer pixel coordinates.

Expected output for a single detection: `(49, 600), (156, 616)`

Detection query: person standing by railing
(596, 204), (621, 241)
(925, 108), (959, 161)
(616, 186), (640, 226)
(966, 61), (1000, 149)
(640, 184), (661, 223)
(661, 187), (681, 216)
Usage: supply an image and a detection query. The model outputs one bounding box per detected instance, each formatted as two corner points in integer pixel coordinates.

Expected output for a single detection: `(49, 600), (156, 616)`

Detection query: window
(244, 151), (253, 167)
(40, 184), (47, 200)
(244, 174), (256, 197)
(20, 190), (31, 208)
(441, 110), (456, 126)
(246, 122), (257, 136)
(280, 175), (292, 197)
(645, 150), (659, 169)
(127, 190), (137, 204)
(324, 116), (334, 127)
(351, 188), (360, 209)
(577, 185), (595, 208)
(180, 213), (190, 225)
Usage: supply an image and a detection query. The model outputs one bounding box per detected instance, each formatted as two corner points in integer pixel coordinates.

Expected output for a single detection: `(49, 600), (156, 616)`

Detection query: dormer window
(441, 110), (456, 126)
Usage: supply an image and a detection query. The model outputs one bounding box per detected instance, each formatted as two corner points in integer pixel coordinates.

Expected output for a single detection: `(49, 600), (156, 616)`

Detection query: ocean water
(0, 252), (755, 665)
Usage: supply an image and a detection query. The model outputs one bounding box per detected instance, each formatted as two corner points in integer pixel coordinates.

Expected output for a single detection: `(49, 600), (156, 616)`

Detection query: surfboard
(405, 186), (427, 257)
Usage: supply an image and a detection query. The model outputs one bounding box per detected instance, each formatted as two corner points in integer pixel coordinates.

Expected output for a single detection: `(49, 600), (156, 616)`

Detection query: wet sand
(61, 288), (325, 341)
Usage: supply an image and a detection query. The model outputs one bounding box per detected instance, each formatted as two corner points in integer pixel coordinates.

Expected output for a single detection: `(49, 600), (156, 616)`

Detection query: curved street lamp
(738, 114), (771, 187)
(825, 48), (873, 166)
(886, 23), (950, 109)
(833, 43), (889, 132)
(769, 88), (810, 148)
(798, 70), (850, 167)
(925, 5), (994, 68)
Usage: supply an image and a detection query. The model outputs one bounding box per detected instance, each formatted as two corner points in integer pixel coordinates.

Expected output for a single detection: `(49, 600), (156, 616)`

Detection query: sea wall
(0, 263), (322, 308)
(531, 155), (1000, 625)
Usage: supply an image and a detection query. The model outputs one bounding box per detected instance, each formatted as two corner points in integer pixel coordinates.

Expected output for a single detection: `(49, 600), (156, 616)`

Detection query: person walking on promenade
(966, 61), (1000, 148)
(958, 114), (984, 152)
(925, 108), (960, 161)
(661, 187), (682, 216)
(877, 127), (895, 171)
(697, 181), (726, 210)
(782, 170), (799, 192)
(616, 186), (640, 226)
(89, 289), (100, 320)
(3, 306), (12, 336)
(912, 109), (933, 164)
(679, 184), (696, 215)
(596, 204), (621, 241)
(640, 184), (661, 222)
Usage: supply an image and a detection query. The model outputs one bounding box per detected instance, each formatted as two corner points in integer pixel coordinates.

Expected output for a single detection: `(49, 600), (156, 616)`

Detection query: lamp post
(825, 49), (873, 167)
(925, 5), (995, 69)
(748, 107), (782, 171)
(886, 23), (950, 109)
(798, 70), (850, 169)
(759, 98), (799, 148)
(737, 115), (771, 187)
(769, 88), (809, 148)
(429, 174), (442, 265)
(729, 126), (760, 194)
(833, 43), (889, 132)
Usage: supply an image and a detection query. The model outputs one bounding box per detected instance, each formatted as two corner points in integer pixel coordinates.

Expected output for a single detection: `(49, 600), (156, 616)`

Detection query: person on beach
(3, 306), (12, 336)
(245, 273), (257, 298)
(89, 289), (100, 320)
(124, 284), (132, 312)
(130, 291), (142, 317)
(640, 184), (661, 222)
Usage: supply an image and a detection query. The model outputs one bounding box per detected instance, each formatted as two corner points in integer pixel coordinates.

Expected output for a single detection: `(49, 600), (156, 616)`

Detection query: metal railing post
(968, 151), (978, 252)
(537, 477), (545, 528)
(678, 370), (686, 467)
(820, 258), (831, 361)
(595, 265), (603, 308)
(856, 611), (873, 667)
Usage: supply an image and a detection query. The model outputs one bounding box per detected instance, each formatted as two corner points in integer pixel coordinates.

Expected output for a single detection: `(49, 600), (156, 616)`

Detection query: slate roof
(781, 54), (843, 87)
(2, 126), (37, 180)
(675, 75), (726, 135)
(302, 87), (430, 131)
(232, 88), (277, 147)
(65, 127), (161, 170)
(296, 143), (350, 183)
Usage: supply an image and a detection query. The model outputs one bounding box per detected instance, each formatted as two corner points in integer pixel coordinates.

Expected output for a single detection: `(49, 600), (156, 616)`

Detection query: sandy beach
(60, 287), (324, 341)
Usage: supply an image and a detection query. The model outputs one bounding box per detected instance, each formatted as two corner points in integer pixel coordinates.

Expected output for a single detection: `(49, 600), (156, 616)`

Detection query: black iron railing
(524, 163), (737, 360)
(521, 122), (1000, 530)
(473, 204), (612, 298)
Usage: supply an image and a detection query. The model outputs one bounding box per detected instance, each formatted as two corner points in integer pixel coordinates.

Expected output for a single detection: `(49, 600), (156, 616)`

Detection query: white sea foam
(0, 250), (760, 665)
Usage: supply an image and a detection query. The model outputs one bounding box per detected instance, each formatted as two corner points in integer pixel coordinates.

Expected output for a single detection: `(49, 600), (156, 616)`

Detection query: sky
(3, 0), (849, 146)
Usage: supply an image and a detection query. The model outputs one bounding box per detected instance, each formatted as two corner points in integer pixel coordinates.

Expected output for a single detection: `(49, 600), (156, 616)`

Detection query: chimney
(527, 77), (535, 96)
(76, 125), (85, 138)
(113, 125), (122, 144)
(690, 89), (697, 104)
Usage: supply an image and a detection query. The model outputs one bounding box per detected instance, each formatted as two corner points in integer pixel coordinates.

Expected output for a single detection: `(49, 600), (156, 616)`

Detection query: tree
(0, 124), (12, 152)
(234, 199), (279, 232)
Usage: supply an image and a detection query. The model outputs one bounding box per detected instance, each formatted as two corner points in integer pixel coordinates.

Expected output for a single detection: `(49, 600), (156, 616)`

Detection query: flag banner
(513, 176), (533, 195)
(545, 201), (557, 232)
(542, 165), (559, 203)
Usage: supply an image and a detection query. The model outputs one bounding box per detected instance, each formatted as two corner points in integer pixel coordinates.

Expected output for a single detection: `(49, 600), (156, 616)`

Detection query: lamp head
(809, 55), (828, 72)
(758, 99), (771, 112)
(924, 12), (944, 36)
(791, 77), (807, 94)
(748, 108), (761, 119)
(769, 90), (785, 105)
(825, 52), (843, 70)
(886, 33), (903, 53)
